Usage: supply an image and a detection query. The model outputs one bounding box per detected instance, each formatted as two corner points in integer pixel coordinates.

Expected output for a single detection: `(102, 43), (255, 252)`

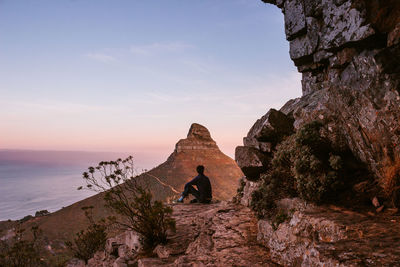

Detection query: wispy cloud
(86, 53), (116, 63)
(130, 42), (194, 56)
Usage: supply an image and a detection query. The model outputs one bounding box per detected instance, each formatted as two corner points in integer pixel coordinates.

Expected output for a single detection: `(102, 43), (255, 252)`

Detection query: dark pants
(182, 184), (211, 204)
(182, 184), (200, 199)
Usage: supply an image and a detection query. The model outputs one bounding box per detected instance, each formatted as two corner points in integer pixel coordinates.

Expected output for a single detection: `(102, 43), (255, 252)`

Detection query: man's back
(188, 174), (212, 202)
(177, 165), (212, 204)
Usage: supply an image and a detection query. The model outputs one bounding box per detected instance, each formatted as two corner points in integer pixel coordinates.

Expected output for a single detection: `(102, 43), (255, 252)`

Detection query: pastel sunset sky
(0, 0), (301, 166)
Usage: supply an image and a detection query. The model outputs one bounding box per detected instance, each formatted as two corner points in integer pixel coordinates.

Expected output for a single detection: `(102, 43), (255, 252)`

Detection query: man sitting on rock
(177, 165), (212, 204)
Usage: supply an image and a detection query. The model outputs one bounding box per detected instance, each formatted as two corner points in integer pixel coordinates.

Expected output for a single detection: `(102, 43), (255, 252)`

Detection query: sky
(0, 0), (301, 167)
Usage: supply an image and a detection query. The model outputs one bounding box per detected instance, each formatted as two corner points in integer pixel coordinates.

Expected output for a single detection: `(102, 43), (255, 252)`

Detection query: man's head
(196, 165), (205, 175)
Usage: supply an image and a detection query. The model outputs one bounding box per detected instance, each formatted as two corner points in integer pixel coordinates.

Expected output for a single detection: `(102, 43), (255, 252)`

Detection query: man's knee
(184, 183), (194, 192)
(182, 184), (194, 197)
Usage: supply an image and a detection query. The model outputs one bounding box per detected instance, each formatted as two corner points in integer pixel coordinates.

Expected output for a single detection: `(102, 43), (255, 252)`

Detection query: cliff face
(238, 0), (400, 182)
(234, 1), (400, 265)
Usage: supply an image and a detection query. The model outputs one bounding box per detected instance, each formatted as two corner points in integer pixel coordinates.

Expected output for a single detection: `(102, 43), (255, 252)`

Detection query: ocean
(0, 161), (95, 221)
(0, 150), (162, 221)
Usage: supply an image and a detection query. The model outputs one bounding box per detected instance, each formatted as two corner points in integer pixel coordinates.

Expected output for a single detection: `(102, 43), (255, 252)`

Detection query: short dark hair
(196, 165), (204, 174)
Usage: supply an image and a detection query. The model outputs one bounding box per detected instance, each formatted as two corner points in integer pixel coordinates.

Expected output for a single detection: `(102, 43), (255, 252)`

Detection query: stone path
(138, 202), (278, 267)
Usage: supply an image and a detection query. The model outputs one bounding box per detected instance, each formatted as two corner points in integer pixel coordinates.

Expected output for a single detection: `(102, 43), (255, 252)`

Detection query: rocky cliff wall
(238, 0), (400, 183)
(235, 2), (400, 264)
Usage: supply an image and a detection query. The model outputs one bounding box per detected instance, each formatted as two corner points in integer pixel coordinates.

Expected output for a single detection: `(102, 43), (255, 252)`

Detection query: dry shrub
(80, 156), (176, 251)
(65, 207), (108, 263)
(0, 225), (44, 267)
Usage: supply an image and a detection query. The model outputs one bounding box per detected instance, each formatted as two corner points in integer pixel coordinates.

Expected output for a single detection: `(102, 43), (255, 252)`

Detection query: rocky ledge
(69, 202), (277, 267)
(257, 198), (400, 266)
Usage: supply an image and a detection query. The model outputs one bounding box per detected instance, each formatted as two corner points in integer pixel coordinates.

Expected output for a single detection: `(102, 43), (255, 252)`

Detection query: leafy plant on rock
(79, 156), (176, 251)
(251, 121), (349, 218)
(292, 122), (345, 202)
(251, 167), (296, 219)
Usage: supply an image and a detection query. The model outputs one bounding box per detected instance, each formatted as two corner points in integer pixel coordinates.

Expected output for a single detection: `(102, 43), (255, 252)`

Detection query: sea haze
(0, 150), (141, 221)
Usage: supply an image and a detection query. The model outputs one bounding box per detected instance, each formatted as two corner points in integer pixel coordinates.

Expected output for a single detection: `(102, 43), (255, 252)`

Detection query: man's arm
(186, 175), (200, 187)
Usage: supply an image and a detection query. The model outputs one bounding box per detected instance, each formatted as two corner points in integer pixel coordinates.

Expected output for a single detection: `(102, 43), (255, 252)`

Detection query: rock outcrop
(175, 123), (219, 152)
(239, 0), (400, 182)
(235, 1), (400, 266)
(236, 109), (293, 180)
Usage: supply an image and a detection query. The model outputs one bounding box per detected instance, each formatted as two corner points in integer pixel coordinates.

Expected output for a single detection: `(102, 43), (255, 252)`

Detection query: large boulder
(235, 146), (270, 180)
(236, 109), (293, 181)
(247, 109), (294, 145)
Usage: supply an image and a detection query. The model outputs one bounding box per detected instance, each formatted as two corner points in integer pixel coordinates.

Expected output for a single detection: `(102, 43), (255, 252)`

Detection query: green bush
(251, 167), (295, 219)
(292, 122), (344, 202)
(295, 121), (325, 150)
(80, 156), (176, 251)
(0, 225), (44, 267)
(65, 207), (107, 263)
(251, 121), (348, 217)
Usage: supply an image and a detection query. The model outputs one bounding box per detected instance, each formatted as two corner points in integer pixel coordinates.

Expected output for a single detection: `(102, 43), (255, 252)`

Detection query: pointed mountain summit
(175, 123), (218, 152)
(146, 123), (243, 200)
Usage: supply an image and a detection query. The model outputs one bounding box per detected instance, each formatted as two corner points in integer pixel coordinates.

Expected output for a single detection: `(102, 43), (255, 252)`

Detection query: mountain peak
(187, 123), (213, 141)
(175, 123), (218, 153)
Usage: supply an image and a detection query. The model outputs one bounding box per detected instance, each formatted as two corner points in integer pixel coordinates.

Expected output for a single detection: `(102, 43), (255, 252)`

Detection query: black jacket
(186, 174), (212, 202)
